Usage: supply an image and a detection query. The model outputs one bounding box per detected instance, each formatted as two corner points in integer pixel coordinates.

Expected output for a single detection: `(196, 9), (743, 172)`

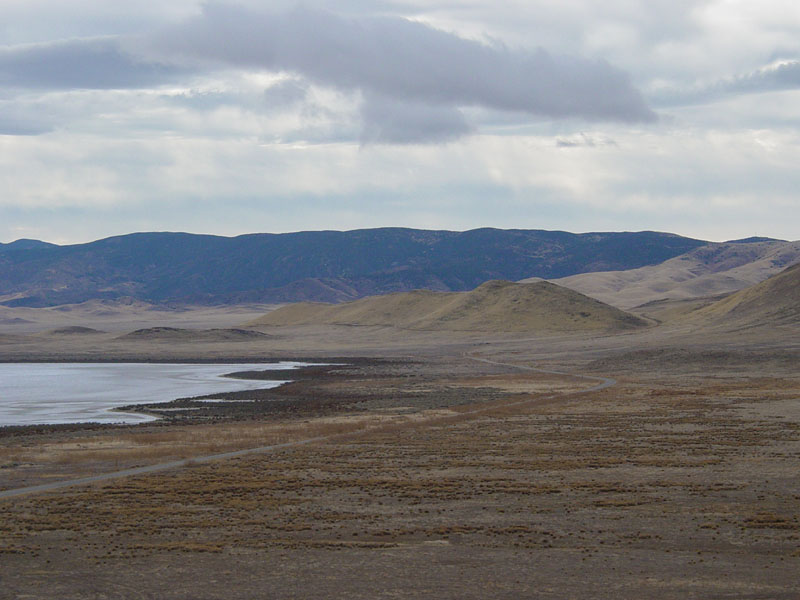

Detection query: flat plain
(1, 289), (799, 599)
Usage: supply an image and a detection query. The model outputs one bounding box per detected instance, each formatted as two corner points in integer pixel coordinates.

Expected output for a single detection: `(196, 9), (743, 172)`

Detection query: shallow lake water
(0, 362), (309, 426)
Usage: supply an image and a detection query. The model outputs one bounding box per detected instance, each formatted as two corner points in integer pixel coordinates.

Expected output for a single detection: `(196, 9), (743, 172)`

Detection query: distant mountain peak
(725, 236), (785, 244)
(0, 238), (58, 250)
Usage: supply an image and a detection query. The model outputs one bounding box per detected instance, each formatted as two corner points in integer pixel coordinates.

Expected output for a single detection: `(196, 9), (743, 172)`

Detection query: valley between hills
(1, 230), (799, 599)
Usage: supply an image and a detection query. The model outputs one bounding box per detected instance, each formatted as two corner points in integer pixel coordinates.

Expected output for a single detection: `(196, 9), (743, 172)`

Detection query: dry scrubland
(1, 358), (800, 598)
(1, 268), (800, 598)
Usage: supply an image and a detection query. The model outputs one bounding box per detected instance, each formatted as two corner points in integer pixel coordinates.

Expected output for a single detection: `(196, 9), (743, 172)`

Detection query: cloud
(555, 133), (618, 148)
(653, 60), (800, 107)
(3, 0), (800, 244)
(4, 125), (800, 244)
(0, 1), (201, 45)
(0, 104), (55, 135)
(360, 94), (472, 145)
(0, 3), (656, 143)
(0, 36), (189, 90)
(0, 119), (53, 136)
(263, 78), (309, 109)
(727, 60), (800, 94)
(134, 3), (655, 133)
(167, 89), (246, 111)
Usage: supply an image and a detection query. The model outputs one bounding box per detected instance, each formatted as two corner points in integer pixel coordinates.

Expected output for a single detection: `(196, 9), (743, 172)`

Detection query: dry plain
(1, 294), (799, 599)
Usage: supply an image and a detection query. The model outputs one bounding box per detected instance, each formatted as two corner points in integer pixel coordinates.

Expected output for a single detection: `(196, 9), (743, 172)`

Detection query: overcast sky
(1, 0), (799, 244)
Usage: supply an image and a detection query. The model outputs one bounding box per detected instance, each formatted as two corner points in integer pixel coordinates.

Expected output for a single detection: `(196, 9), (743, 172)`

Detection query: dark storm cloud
(0, 36), (189, 90)
(139, 3), (656, 126)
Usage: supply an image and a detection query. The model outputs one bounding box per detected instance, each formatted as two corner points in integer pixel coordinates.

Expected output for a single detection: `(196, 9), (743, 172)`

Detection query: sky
(1, 1), (799, 244)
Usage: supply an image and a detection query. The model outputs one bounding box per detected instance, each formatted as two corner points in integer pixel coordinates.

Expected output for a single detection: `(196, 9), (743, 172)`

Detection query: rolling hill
(0, 228), (704, 307)
(250, 280), (649, 333)
(530, 240), (800, 309)
(690, 262), (800, 328)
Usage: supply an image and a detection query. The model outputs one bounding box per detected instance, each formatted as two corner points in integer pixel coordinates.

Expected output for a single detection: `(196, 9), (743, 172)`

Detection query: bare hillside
(689, 262), (800, 328)
(250, 280), (648, 333)
(529, 240), (800, 309)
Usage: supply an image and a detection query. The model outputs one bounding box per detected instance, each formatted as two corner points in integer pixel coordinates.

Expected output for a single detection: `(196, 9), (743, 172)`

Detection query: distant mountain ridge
(0, 239), (57, 252)
(0, 228), (706, 307)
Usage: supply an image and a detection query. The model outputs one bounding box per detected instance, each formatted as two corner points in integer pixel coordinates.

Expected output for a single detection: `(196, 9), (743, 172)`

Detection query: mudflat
(0, 303), (799, 598)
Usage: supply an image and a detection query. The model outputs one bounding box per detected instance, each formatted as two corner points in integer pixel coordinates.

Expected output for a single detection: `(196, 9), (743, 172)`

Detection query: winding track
(0, 355), (616, 500)
(467, 355), (616, 391)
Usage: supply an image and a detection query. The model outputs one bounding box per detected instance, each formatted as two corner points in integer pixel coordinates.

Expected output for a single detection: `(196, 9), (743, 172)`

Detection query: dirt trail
(466, 354), (616, 391)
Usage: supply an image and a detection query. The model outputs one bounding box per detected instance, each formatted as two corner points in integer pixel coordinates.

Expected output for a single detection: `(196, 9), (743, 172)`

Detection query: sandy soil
(1, 306), (799, 598)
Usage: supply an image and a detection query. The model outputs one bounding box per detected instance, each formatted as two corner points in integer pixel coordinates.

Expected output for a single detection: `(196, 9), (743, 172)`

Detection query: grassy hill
(691, 262), (800, 328)
(536, 240), (800, 309)
(251, 280), (649, 333)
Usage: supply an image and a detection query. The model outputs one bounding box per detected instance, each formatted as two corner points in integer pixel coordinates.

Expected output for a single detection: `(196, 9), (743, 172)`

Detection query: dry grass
(251, 280), (647, 332)
(2, 371), (800, 598)
(0, 368), (587, 483)
(0, 417), (383, 469)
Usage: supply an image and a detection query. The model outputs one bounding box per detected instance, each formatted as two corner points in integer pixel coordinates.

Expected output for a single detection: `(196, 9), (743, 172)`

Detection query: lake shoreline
(0, 361), (326, 430)
(0, 359), (389, 436)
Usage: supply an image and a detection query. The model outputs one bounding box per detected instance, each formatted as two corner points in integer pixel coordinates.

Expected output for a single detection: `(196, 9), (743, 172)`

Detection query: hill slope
(0, 228), (705, 307)
(532, 240), (800, 309)
(250, 280), (649, 333)
(690, 262), (800, 328)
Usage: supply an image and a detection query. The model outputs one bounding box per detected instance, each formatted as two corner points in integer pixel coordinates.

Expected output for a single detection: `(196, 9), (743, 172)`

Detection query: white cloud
(3, 115), (799, 243)
(0, 0), (199, 44)
(1, 1), (800, 243)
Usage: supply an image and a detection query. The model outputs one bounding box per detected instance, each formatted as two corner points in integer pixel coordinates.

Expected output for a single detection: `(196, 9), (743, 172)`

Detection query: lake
(0, 362), (309, 426)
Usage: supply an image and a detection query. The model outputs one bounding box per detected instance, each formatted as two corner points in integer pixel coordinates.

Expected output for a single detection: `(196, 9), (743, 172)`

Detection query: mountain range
(0, 228), (706, 307)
